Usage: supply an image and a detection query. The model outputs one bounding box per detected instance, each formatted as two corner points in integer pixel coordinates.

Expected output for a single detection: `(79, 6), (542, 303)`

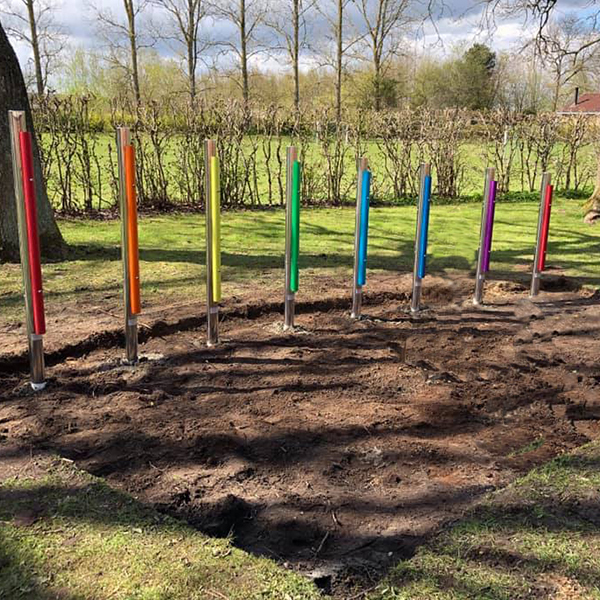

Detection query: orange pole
(124, 144), (141, 314)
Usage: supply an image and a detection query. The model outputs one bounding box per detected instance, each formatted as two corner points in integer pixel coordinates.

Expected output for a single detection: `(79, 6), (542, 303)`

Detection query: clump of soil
(1, 275), (599, 597)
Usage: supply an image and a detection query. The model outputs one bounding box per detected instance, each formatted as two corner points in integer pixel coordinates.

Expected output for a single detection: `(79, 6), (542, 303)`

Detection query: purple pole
(482, 180), (497, 273)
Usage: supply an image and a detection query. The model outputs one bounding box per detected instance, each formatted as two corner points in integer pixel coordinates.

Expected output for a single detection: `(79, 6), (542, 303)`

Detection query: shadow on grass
(376, 448), (600, 600)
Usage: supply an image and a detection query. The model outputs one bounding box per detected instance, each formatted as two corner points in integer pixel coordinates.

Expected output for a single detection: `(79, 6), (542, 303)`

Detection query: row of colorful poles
(8, 117), (556, 390)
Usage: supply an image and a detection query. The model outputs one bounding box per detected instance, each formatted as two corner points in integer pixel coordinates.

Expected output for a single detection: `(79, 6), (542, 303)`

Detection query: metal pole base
(351, 288), (363, 319)
(284, 293), (295, 330)
(29, 333), (45, 390)
(410, 282), (422, 313)
(473, 274), (486, 306)
(125, 316), (138, 364)
(530, 274), (541, 298)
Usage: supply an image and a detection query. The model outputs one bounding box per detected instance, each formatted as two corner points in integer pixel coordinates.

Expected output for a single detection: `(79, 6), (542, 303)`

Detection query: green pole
(290, 160), (301, 292)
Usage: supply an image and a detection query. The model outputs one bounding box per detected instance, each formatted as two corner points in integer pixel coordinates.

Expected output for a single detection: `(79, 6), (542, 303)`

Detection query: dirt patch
(1, 275), (599, 596)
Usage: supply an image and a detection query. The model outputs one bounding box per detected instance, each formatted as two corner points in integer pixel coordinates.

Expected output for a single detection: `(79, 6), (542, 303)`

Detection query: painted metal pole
(284, 146), (298, 330)
(530, 172), (552, 297)
(482, 180), (498, 274)
(357, 171), (371, 287)
(116, 127), (139, 363)
(204, 139), (220, 346)
(351, 157), (368, 318)
(537, 184), (554, 273)
(411, 163), (431, 313)
(473, 167), (495, 306)
(9, 111), (45, 390)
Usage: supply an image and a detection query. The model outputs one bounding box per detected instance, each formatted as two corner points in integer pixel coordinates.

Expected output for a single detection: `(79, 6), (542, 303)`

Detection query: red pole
(537, 184), (553, 272)
(19, 131), (46, 335)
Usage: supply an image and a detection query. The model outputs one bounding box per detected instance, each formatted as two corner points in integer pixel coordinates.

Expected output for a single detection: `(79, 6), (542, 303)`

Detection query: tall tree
(212, 0), (266, 106)
(351, 0), (412, 111)
(454, 43), (497, 110)
(315, 0), (353, 121)
(0, 21), (64, 260)
(150, 0), (210, 100)
(94, 0), (151, 104)
(0, 0), (65, 94)
(265, 0), (314, 112)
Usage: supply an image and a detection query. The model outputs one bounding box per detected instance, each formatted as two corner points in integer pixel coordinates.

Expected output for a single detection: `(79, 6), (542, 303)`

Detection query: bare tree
(314, 0), (355, 121)
(482, 1), (600, 220)
(211, 0), (266, 106)
(92, 0), (152, 104)
(0, 0), (65, 94)
(536, 17), (599, 111)
(150, 0), (210, 100)
(264, 0), (315, 112)
(350, 0), (413, 110)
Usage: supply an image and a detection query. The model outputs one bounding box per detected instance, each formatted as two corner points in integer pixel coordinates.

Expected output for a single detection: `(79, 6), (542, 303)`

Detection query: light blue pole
(417, 175), (432, 280)
(357, 170), (371, 286)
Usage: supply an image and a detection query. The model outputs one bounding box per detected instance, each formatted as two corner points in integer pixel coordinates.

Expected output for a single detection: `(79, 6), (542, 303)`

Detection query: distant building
(558, 88), (600, 115)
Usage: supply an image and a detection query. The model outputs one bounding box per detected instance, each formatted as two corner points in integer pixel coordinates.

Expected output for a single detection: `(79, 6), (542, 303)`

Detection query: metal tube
(473, 167), (495, 306)
(204, 139), (219, 345)
(530, 172), (552, 298)
(9, 110), (45, 390)
(411, 163), (430, 313)
(351, 157), (368, 318)
(117, 127), (138, 363)
(284, 146), (298, 330)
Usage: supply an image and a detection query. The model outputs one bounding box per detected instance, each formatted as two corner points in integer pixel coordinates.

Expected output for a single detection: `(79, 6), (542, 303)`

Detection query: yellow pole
(210, 155), (222, 302)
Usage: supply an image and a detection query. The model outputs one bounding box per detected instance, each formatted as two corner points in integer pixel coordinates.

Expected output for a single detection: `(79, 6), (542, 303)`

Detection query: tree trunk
(584, 148), (600, 223)
(373, 54), (381, 111)
(0, 22), (65, 261)
(187, 0), (196, 101)
(335, 0), (342, 122)
(240, 0), (249, 106)
(26, 0), (44, 95)
(124, 0), (141, 104)
(293, 0), (299, 113)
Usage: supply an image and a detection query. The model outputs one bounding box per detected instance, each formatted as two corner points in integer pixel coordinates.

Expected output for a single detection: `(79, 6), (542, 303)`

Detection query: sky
(3, 0), (598, 80)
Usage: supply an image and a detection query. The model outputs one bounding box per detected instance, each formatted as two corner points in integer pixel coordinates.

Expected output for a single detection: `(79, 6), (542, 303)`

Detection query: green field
(1, 198), (598, 323)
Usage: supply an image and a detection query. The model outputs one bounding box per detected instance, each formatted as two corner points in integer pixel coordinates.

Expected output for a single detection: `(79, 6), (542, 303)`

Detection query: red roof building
(558, 91), (600, 114)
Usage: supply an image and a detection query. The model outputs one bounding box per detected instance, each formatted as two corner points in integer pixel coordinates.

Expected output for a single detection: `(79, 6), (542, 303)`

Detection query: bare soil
(1, 274), (599, 597)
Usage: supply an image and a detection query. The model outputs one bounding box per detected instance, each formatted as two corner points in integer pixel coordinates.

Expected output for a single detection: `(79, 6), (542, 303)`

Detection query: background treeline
(33, 96), (597, 214)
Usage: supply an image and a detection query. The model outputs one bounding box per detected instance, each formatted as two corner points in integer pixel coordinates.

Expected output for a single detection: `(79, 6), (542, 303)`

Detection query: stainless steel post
(411, 163), (430, 313)
(9, 111), (46, 390)
(351, 157), (368, 319)
(473, 167), (495, 306)
(204, 139), (220, 346)
(116, 127), (138, 363)
(530, 172), (552, 298)
(284, 146), (298, 330)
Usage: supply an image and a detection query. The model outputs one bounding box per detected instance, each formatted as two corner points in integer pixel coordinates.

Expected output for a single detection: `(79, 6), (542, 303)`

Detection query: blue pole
(357, 170), (371, 286)
(417, 175), (432, 279)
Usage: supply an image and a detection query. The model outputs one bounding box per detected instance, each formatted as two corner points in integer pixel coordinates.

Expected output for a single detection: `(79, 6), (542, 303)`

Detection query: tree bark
(0, 22), (64, 261)
(26, 0), (45, 95)
(584, 148), (600, 223)
(292, 0), (299, 113)
(240, 0), (249, 106)
(335, 0), (343, 122)
(124, 0), (142, 104)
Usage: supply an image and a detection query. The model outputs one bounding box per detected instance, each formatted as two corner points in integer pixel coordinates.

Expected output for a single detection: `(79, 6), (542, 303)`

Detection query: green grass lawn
(0, 459), (321, 600)
(372, 440), (600, 600)
(1, 198), (598, 323)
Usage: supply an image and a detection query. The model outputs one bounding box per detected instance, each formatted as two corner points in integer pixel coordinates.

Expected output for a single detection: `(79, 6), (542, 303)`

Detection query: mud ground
(1, 274), (599, 597)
